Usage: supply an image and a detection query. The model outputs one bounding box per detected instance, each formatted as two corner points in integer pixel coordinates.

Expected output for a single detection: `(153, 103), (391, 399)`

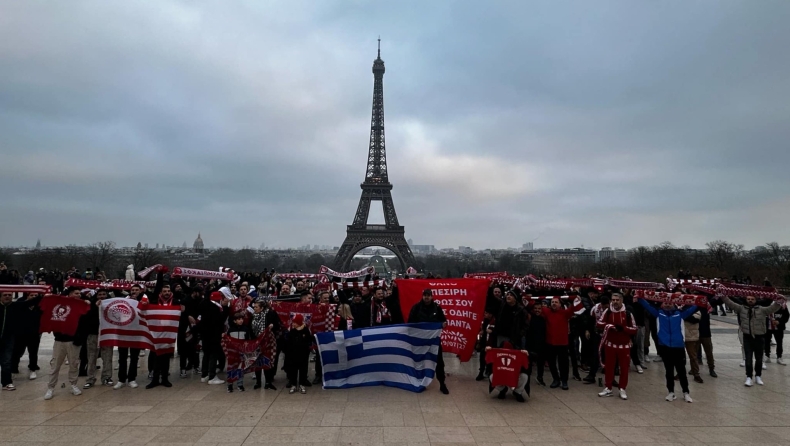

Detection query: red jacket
(597, 306), (637, 347)
(541, 299), (583, 346)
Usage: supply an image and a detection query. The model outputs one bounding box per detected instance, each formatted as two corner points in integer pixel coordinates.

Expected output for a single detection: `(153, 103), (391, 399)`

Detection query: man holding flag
(407, 288), (449, 395)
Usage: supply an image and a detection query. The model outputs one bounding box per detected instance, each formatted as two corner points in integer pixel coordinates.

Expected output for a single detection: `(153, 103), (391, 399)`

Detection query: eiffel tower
(334, 41), (415, 272)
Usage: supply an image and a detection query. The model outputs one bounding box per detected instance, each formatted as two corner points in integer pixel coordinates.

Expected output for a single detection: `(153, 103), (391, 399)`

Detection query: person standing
(2, 291), (44, 390)
(721, 295), (782, 386)
(638, 298), (697, 403)
(114, 284), (145, 390)
(597, 293), (637, 400)
(765, 305), (789, 366)
(541, 296), (583, 390)
(285, 314), (312, 394)
(251, 299), (281, 390)
(199, 291), (230, 385)
(11, 290), (43, 380)
(408, 289), (449, 395)
(45, 288), (91, 400)
(683, 308), (703, 384)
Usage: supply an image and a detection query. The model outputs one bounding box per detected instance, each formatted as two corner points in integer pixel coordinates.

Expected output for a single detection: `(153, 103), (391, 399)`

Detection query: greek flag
(315, 322), (442, 392)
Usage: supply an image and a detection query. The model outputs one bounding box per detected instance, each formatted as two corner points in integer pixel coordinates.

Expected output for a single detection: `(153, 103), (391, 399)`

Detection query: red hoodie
(541, 298), (583, 346)
(597, 305), (637, 347)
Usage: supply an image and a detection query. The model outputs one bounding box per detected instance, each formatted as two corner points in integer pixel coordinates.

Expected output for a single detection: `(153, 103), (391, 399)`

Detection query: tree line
(1, 240), (788, 287)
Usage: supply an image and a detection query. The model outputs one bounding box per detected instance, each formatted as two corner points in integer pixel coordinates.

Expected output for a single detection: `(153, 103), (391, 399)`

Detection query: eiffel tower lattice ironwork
(334, 41), (415, 272)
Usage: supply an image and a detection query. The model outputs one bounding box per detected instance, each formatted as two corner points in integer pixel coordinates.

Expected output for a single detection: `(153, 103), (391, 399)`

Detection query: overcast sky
(1, 1), (788, 251)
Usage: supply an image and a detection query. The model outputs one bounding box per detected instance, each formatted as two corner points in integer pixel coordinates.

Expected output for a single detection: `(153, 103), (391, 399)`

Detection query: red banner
(395, 278), (489, 362)
(270, 302), (337, 333)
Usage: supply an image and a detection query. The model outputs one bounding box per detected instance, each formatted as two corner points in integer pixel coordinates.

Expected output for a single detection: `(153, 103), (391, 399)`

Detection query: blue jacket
(639, 300), (697, 348)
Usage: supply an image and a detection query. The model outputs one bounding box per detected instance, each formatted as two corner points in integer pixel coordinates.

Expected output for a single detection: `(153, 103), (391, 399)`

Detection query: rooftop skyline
(1, 2), (788, 249)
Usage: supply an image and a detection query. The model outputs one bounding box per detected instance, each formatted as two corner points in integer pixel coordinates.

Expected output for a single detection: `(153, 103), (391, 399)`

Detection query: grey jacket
(722, 296), (781, 336)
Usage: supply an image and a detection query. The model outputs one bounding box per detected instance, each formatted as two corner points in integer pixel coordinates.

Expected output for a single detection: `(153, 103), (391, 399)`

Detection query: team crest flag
(221, 330), (278, 383)
(99, 298), (180, 354)
(395, 278), (489, 362)
(38, 295), (91, 336)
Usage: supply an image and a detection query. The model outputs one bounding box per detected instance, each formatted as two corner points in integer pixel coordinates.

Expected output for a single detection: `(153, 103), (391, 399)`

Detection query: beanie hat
(210, 291), (223, 302)
(292, 314), (305, 326)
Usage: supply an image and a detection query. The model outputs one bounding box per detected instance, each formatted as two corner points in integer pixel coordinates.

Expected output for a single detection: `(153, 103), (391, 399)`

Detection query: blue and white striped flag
(315, 322), (442, 392)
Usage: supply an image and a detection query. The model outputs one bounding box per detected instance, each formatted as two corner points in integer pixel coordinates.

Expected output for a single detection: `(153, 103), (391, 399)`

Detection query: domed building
(193, 232), (204, 253)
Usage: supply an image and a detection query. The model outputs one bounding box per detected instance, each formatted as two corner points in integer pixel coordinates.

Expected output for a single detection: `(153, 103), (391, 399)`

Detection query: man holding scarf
(597, 292), (637, 400)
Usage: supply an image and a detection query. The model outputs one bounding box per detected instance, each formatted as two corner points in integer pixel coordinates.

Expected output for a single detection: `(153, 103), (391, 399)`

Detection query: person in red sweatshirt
(541, 295), (583, 390)
(597, 292), (638, 400)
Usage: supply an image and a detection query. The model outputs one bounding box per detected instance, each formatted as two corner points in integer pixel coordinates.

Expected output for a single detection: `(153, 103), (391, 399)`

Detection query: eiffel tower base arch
(334, 230), (415, 273)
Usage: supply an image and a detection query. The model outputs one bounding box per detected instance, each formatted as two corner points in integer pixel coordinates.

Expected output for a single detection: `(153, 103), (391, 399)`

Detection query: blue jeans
(0, 335), (15, 386)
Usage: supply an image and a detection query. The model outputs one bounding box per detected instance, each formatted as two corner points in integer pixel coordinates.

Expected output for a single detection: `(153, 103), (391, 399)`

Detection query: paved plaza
(1, 317), (789, 446)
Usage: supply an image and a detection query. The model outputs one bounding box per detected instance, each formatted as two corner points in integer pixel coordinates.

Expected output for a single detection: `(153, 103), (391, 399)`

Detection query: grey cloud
(1, 0), (788, 251)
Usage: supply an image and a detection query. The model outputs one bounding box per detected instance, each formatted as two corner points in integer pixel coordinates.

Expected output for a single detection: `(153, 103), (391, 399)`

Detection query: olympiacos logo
(104, 300), (136, 326)
(51, 304), (71, 322)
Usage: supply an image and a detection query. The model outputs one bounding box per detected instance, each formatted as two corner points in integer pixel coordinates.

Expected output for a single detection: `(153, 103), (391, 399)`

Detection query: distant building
(522, 248), (597, 270)
(522, 242), (533, 251)
(599, 247), (629, 261)
(193, 233), (204, 253)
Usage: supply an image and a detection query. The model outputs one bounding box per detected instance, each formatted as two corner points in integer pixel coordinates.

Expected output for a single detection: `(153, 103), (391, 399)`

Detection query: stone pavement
(2, 318), (790, 446)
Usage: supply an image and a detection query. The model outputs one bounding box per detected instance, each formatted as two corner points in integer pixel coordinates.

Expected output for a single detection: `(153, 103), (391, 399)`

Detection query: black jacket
(0, 295), (43, 339)
(408, 301), (447, 324)
(493, 303), (527, 348)
(350, 301), (372, 328)
(284, 325), (313, 359)
(15, 295), (43, 336)
(526, 313), (547, 353)
(198, 300), (229, 339)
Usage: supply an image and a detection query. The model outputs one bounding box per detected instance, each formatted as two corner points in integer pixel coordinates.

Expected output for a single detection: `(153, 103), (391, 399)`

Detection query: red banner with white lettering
(395, 278), (489, 362)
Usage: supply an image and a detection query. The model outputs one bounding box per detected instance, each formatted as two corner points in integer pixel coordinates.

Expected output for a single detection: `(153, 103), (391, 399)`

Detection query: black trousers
(149, 351), (172, 382)
(547, 345), (569, 382)
(263, 345), (281, 384)
(117, 347), (140, 383)
(584, 333), (601, 378)
(287, 351), (310, 386)
(178, 336), (199, 371)
(12, 333), (40, 372)
(744, 334), (764, 378)
(201, 337), (222, 379)
(435, 346), (445, 384)
(527, 350), (544, 380)
(765, 330), (783, 358)
(314, 348), (323, 382)
(569, 334), (580, 377)
(658, 345), (688, 394)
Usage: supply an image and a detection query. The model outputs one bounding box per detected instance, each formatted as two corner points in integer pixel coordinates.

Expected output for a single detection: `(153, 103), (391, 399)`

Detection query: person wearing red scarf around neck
(541, 295), (583, 390)
(597, 292), (638, 400)
(139, 266), (178, 389)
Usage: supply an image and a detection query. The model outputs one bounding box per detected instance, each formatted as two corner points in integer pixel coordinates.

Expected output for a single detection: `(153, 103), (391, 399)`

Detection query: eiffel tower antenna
(333, 42), (415, 272)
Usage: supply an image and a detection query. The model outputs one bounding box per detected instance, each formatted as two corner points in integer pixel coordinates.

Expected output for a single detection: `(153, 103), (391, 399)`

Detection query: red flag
(39, 295), (91, 336)
(221, 330), (277, 383)
(396, 278), (489, 362)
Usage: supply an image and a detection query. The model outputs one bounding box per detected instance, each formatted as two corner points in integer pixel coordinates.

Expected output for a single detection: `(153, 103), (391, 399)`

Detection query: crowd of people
(0, 263), (787, 405)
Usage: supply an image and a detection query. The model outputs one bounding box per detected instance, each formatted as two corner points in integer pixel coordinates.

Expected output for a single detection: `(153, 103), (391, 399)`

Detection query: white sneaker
(762, 362), (768, 370)
(128, 380), (138, 388)
(755, 376), (764, 386)
(44, 389), (54, 400)
(299, 385), (306, 394)
(740, 360), (745, 367)
(778, 357), (786, 365)
(683, 392), (693, 403)
(200, 376), (209, 383)
(765, 355), (771, 363)
(113, 381), (125, 390)
(636, 365), (644, 374)
(665, 392), (676, 401)
(598, 388), (613, 397)
(619, 389), (628, 400)
(29, 371), (37, 380)
(71, 385), (82, 396)
(208, 377), (225, 385)
(289, 386), (296, 394)
(745, 377), (753, 387)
